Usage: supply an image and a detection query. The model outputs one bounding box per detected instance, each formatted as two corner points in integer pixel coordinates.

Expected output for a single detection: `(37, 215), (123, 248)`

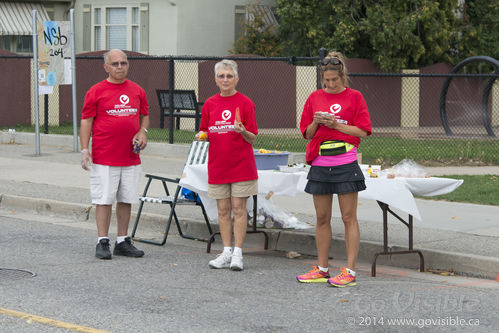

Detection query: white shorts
(90, 164), (142, 205)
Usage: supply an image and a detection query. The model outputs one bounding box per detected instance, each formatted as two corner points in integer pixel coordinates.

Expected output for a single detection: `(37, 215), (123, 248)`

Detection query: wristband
(142, 127), (148, 133)
(81, 149), (89, 153)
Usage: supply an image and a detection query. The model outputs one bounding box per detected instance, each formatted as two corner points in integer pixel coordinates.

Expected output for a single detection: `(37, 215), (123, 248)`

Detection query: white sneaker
(208, 252), (231, 269)
(230, 254), (244, 271)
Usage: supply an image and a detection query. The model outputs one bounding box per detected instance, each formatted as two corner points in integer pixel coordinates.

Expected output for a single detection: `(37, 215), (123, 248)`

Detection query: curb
(0, 194), (92, 220)
(1, 193), (498, 280)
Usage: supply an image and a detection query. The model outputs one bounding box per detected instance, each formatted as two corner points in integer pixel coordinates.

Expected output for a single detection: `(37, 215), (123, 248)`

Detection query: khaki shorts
(208, 179), (258, 200)
(90, 164), (142, 205)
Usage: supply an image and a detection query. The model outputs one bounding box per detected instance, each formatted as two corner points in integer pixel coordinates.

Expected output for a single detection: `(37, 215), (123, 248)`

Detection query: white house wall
(73, 0), (276, 56)
(175, 0), (275, 57)
(148, 1), (177, 56)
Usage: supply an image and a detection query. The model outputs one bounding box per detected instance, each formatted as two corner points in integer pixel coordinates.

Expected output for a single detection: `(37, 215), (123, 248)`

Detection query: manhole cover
(0, 268), (36, 280)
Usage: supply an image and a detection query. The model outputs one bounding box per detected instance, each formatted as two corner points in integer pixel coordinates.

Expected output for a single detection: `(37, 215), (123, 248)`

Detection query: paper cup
(370, 165), (381, 178)
(360, 164), (369, 177)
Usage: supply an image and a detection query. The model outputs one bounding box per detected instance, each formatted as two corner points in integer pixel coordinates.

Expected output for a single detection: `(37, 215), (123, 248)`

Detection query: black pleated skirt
(304, 161), (366, 195)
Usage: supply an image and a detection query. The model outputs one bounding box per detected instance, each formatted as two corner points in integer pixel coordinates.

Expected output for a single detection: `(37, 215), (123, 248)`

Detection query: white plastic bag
(248, 195), (312, 229)
(390, 159), (428, 178)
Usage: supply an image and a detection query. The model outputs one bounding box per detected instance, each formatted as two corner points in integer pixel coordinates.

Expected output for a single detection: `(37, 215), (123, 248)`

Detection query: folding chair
(131, 141), (213, 245)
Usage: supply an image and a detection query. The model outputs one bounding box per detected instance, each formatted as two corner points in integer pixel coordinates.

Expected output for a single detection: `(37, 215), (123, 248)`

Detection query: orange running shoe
(328, 267), (357, 287)
(296, 266), (330, 283)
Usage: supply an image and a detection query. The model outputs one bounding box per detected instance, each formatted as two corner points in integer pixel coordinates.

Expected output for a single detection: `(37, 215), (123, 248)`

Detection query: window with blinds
(106, 7), (126, 49)
(87, 3), (148, 53)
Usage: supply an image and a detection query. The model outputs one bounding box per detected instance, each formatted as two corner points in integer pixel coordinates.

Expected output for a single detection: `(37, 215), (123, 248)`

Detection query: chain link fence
(1, 53), (498, 166)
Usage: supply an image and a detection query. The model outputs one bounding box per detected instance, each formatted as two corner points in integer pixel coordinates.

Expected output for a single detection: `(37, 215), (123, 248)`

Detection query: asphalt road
(1, 209), (498, 332)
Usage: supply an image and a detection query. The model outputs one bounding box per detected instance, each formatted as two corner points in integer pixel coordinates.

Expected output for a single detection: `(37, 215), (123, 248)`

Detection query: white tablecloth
(179, 164), (463, 221)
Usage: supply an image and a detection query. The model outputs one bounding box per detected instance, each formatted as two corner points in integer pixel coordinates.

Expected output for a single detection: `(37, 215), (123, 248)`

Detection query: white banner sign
(37, 21), (72, 85)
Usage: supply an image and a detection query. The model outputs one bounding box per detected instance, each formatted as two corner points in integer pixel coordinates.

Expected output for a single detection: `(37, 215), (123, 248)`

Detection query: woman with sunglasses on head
(196, 59), (258, 271)
(297, 51), (371, 287)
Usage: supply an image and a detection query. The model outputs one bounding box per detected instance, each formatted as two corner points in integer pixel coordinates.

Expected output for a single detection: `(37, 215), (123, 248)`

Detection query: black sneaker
(96, 238), (112, 259)
(113, 237), (144, 257)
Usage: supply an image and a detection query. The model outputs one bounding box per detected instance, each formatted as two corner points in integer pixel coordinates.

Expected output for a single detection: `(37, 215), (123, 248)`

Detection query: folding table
(179, 165), (463, 276)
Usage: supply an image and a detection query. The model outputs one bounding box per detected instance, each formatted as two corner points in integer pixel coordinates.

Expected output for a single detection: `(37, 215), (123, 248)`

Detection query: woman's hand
(235, 121), (256, 144)
(322, 115), (339, 129)
(313, 112), (326, 125)
(306, 112), (326, 139)
(196, 131), (208, 141)
(234, 121), (245, 134)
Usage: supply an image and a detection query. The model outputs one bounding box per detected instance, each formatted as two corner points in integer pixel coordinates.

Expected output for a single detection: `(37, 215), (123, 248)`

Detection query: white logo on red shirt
(330, 104), (341, 114)
(120, 95), (130, 105)
(106, 94), (137, 116)
(208, 109), (235, 133)
(222, 110), (231, 121)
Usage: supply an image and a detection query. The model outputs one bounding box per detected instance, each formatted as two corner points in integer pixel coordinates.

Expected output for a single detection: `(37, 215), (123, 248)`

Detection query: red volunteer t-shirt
(200, 92), (258, 184)
(299, 88), (372, 164)
(81, 79), (149, 166)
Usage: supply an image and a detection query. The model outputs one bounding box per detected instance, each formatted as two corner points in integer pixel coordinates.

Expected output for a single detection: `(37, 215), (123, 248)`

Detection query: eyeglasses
(108, 61), (128, 67)
(217, 74), (235, 79)
(320, 57), (342, 67)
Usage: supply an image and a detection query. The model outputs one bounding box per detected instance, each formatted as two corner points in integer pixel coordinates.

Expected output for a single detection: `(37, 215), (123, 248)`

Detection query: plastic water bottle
(264, 217), (275, 229)
(8, 129), (15, 144)
(256, 215), (265, 228)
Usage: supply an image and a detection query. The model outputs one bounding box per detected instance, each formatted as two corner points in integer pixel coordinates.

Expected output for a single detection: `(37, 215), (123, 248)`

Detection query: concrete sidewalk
(1, 132), (498, 280)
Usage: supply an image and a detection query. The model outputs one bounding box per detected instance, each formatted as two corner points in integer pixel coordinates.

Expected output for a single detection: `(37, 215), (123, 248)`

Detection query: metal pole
(319, 47), (327, 59)
(32, 10), (40, 155)
(316, 47), (327, 90)
(70, 8), (78, 151)
(44, 94), (49, 134)
(168, 57), (174, 144)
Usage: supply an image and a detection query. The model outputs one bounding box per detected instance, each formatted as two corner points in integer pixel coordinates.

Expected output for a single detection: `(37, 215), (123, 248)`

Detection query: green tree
(458, 0), (499, 60)
(276, 0), (462, 71)
(358, 0), (459, 70)
(231, 4), (284, 56)
(273, 0), (329, 57)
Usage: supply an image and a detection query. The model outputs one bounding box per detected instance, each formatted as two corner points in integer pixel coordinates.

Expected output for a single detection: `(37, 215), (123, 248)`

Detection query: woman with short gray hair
(196, 59), (258, 271)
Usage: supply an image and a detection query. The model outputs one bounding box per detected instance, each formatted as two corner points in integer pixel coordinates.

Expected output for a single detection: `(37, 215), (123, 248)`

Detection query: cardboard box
(254, 150), (290, 170)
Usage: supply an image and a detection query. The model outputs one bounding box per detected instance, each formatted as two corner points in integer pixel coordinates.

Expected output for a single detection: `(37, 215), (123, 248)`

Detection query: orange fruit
(199, 132), (207, 140)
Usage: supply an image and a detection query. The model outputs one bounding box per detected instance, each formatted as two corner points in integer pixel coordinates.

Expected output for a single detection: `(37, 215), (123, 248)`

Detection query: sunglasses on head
(320, 57), (342, 66)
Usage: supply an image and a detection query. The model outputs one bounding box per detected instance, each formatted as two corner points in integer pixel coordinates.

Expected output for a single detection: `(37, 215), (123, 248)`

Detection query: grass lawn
(417, 174), (498, 206)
